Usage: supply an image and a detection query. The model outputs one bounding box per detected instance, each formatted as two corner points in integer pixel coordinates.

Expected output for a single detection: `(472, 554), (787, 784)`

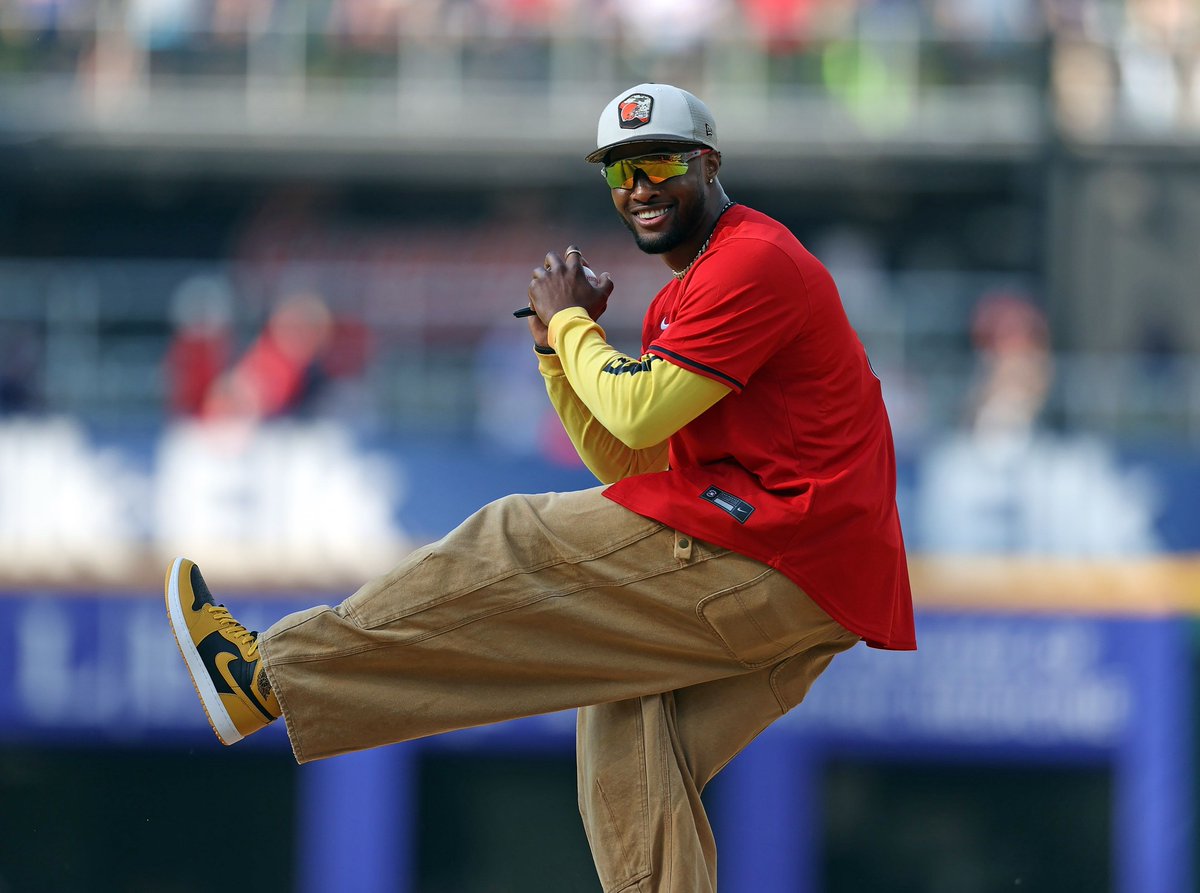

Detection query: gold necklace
(671, 200), (736, 280)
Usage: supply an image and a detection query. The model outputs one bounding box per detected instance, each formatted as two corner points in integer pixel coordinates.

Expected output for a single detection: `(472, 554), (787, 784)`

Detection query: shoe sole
(165, 556), (243, 746)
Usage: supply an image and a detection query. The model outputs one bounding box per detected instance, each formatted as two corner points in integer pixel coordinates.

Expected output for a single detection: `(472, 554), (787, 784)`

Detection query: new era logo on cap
(618, 93), (653, 130)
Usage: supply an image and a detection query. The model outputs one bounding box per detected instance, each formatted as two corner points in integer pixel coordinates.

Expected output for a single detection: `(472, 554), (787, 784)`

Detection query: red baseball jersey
(604, 204), (915, 650)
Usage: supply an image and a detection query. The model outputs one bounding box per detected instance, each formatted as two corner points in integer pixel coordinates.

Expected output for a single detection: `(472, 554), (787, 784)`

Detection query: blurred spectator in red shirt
(739, 0), (822, 47)
(203, 289), (333, 421)
(966, 290), (1052, 437)
(165, 274), (234, 417)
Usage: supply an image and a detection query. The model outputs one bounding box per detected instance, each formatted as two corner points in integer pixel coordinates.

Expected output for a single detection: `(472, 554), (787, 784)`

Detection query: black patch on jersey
(699, 486), (755, 524)
(602, 354), (661, 376)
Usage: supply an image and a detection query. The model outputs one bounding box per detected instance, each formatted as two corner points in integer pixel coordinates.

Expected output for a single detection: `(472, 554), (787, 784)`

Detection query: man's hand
(526, 246), (613, 349)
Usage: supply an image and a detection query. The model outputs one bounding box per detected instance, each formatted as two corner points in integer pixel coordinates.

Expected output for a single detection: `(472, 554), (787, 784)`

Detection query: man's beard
(619, 203), (702, 256)
(621, 215), (686, 255)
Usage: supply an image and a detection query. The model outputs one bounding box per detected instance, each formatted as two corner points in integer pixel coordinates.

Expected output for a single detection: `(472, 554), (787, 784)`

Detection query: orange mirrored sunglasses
(601, 149), (711, 190)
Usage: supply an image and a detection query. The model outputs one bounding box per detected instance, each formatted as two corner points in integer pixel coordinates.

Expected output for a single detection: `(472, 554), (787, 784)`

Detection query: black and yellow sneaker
(165, 557), (281, 745)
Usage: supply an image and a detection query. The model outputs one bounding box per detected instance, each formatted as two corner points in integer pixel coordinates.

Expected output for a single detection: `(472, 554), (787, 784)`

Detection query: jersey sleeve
(647, 239), (813, 392)
(547, 307), (730, 450)
(537, 350), (669, 484)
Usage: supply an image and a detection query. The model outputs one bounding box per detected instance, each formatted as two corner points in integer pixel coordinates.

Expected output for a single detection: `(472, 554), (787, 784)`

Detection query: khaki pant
(258, 486), (858, 893)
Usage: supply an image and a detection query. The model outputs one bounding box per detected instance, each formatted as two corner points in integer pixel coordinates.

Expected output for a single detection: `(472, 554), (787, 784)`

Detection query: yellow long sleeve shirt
(536, 307), (729, 484)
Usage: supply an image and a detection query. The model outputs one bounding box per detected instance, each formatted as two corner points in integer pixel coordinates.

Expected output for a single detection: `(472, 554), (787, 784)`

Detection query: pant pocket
(698, 569), (834, 668)
(769, 632), (860, 713)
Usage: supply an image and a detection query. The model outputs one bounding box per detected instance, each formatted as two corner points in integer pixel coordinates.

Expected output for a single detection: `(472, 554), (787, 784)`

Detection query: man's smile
(630, 205), (673, 229)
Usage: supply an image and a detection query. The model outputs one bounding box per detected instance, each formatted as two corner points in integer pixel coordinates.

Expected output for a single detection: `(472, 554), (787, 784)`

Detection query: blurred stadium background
(0, 0), (1197, 890)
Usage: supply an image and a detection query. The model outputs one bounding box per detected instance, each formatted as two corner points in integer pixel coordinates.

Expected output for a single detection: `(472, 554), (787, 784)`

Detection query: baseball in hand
(513, 260), (602, 319)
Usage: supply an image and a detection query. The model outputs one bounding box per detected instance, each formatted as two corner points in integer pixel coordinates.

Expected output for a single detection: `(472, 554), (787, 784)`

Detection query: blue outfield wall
(0, 594), (1192, 893)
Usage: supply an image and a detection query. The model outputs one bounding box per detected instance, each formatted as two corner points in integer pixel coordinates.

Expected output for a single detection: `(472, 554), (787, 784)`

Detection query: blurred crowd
(0, 225), (1172, 568)
(153, 194), (666, 435)
(0, 0), (1191, 42)
(165, 280), (362, 423)
(1, 0), (1194, 49)
(0, 177), (1189, 444)
(0, 0), (1194, 138)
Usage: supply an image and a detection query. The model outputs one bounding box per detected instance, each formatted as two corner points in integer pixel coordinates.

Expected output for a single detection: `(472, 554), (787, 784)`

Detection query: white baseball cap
(585, 83), (719, 164)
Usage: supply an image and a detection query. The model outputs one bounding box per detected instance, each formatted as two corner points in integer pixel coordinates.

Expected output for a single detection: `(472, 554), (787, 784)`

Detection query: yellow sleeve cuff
(535, 348), (564, 377)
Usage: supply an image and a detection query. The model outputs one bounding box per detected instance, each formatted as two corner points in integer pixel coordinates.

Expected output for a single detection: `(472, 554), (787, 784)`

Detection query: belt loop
(673, 531), (693, 561)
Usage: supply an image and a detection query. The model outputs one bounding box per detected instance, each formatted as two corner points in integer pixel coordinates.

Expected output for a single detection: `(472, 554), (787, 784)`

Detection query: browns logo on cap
(587, 83), (718, 163)
(618, 93), (653, 130)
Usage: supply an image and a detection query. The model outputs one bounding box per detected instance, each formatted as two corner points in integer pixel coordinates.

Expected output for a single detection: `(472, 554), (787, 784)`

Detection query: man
(166, 82), (915, 892)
